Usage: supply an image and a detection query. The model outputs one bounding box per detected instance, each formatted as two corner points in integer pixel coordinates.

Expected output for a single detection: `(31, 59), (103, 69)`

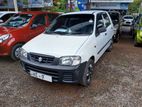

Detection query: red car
(0, 11), (59, 60)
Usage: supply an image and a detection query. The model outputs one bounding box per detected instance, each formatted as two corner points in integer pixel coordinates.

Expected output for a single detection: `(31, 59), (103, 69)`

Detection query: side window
(103, 13), (111, 27)
(0, 13), (15, 22)
(96, 13), (105, 36)
(33, 14), (46, 26)
(47, 13), (59, 22)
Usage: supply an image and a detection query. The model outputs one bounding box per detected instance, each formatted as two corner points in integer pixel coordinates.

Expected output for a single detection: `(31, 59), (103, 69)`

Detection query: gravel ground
(0, 28), (142, 107)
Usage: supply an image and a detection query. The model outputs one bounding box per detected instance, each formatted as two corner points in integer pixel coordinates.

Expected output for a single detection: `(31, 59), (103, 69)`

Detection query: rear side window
(96, 13), (105, 36)
(0, 13), (15, 22)
(47, 13), (59, 22)
(33, 14), (46, 25)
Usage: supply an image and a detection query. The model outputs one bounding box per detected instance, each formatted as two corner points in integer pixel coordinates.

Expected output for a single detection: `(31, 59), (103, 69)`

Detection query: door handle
(105, 33), (107, 35)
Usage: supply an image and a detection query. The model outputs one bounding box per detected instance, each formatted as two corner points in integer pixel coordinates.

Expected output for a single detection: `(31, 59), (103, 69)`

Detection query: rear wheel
(11, 44), (23, 61)
(81, 59), (94, 86)
(113, 33), (120, 43)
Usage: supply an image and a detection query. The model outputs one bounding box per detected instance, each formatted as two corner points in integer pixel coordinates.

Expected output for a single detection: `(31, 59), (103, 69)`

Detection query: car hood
(23, 33), (89, 57)
(124, 19), (133, 22)
(0, 26), (18, 36)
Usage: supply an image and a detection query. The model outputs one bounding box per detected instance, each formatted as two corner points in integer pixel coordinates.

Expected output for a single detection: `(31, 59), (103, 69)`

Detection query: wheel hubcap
(15, 47), (21, 58)
(86, 64), (93, 83)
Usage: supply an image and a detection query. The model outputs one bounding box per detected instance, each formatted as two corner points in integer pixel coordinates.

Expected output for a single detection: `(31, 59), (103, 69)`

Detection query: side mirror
(31, 24), (38, 29)
(0, 19), (4, 23)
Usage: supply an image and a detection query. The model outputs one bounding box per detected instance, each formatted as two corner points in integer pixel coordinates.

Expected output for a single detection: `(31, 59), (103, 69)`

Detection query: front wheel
(81, 59), (94, 86)
(11, 44), (23, 61)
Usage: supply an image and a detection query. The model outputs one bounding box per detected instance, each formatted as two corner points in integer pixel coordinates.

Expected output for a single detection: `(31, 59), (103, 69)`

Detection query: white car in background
(0, 11), (17, 24)
(122, 15), (134, 26)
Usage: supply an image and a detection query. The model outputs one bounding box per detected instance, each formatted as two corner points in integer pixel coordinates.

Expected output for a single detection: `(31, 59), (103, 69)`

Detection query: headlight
(59, 56), (81, 66)
(20, 48), (28, 58)
(0, 34), (10, 43)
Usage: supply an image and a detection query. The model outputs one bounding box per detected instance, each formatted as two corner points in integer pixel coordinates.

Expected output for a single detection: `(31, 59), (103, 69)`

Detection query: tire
(81, 59), (94, 86)
(11, 44), (23, 61)
(107, 39), (113, 52)
(113, 33), (120, 43)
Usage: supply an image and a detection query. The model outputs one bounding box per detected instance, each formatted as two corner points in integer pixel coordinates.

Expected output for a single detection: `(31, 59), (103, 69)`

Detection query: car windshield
(124, 16), (133, 19)
(45, 14), (94, 36)
(3, 13), (32, 27)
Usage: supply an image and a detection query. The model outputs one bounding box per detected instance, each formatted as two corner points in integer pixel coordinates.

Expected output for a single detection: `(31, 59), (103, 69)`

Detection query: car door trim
(97, 39), (111, 54)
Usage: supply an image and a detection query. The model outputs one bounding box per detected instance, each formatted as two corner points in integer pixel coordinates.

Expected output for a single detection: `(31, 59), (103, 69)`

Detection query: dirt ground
(0, 27), (142, 107)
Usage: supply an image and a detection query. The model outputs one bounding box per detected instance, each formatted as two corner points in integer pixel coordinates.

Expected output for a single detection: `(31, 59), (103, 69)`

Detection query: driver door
(95, 13), (107, 61)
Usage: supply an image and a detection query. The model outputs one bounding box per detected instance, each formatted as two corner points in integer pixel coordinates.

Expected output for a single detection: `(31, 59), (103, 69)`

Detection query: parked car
(133, 14), (142, 46)
(20, 10), (115, 86)
(122, 15), (134, 26)
(0, 11), (59, 60)
(0, 11), (17, 24)
(108, 11), (121, 42)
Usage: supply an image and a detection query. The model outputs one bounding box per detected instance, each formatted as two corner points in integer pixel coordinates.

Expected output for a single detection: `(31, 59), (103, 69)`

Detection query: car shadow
(0, 56), (14, 62)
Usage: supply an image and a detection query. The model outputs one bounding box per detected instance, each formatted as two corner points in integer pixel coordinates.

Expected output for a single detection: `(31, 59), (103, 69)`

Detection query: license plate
(30, 70), (52, 82)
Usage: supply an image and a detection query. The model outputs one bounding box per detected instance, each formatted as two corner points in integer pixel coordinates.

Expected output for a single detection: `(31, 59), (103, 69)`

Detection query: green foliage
(50, 0), (67, 12)
(128, 0), (141, 13)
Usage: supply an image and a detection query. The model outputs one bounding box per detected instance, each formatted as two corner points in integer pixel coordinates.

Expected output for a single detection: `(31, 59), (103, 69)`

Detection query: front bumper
(20, 58), (87, 84)
(0, 43), (11, 56)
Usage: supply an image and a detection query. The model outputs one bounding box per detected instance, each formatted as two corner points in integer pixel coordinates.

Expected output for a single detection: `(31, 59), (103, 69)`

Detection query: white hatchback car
(20, 10), (115, 86)
(122, 15), (134, 26)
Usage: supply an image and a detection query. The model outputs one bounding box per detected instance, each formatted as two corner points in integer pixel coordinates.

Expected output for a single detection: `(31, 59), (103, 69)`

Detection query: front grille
(29, 53), (55, 64)
(25, 63), (59, 82)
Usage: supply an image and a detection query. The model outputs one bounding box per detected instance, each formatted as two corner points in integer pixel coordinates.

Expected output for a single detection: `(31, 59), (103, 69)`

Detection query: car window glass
(46, 14), (94, 36)
(124, 16), (133, 19)
(33, 14), (45, 26)
(0, 13), (15, 22)
(103, 13), (111, 27)
(47, 13), (59, 22)
(96, 13), (105, 36)
(3, 14), (32, 27)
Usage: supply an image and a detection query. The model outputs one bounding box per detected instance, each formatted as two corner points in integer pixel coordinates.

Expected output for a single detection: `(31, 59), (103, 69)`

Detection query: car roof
(18, 11), (59, 15)
(63, 10), (107, 15)
(0, 11), (17, 14)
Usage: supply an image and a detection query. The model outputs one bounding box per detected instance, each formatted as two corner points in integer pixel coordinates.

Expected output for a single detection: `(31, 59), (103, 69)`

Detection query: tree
(128, 0), (141, 13)
(51, 0), (67, 12)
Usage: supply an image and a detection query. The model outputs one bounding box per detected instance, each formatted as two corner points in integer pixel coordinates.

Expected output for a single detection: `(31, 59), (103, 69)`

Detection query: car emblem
(38, 57), (42, 62)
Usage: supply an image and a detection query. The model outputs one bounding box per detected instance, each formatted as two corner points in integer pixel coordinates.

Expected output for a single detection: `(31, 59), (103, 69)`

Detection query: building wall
(91, 0), (133, 3)
(90, 0), (134, 10)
